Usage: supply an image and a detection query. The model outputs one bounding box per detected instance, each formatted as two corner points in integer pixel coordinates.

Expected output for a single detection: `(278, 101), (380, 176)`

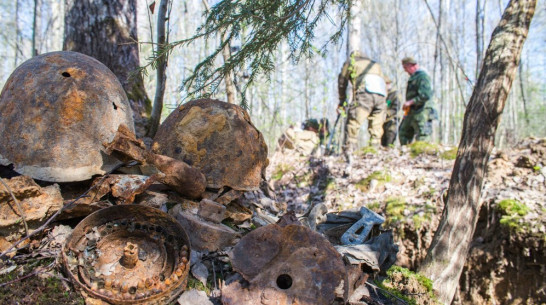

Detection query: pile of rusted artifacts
(0, 51), (398, 305)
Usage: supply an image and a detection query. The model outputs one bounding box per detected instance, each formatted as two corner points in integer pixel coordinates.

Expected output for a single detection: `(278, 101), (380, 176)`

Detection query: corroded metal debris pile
(0, 51), (398, 305)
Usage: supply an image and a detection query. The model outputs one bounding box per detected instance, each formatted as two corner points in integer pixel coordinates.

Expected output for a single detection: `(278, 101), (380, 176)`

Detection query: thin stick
(0, 177), (29, 237)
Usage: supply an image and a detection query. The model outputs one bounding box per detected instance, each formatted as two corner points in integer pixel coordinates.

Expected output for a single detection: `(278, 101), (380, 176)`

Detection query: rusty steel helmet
(152, 99), (268, 191)
(0, 51), (134, 182)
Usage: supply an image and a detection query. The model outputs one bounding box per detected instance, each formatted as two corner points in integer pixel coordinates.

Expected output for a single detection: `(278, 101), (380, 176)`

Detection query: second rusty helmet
(152, 99), (268, 191)
(0, 51), (134, 182)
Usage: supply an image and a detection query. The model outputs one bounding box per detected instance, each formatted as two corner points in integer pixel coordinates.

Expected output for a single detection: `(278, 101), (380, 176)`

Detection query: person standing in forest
(381, 77), (401, 147)
(399, 57), (435, 145)
(338, 50), (387, 163)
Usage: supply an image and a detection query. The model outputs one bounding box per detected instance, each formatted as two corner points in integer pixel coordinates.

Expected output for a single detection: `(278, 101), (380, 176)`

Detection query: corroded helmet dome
(0, 51), (134, 182)
(152, 99), (268, 191)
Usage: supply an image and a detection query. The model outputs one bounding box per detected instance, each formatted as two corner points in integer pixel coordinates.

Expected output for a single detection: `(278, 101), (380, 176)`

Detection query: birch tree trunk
(418, 1), (537, 304)
(64, 0), (151, 136)
(347, 0), (363, 55)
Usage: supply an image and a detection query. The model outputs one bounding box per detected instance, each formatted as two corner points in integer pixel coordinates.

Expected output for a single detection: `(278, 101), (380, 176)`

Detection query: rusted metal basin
(0, 51), (134, 182)
(152, 99), (268, 191)
(62, 205), (190, 304)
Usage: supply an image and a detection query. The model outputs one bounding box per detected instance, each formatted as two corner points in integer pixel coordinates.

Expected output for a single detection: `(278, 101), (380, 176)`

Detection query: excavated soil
(267, 138), (546, 304)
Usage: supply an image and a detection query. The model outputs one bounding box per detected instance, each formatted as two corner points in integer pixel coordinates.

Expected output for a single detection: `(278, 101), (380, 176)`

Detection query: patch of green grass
(440, 147), (458, 160)
(408, 141), (440, 158)
(355, 170), (392, 192)
(533, 165), (542, 172)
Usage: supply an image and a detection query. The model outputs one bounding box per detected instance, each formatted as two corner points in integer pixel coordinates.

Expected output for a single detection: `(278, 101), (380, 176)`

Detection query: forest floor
(0, 137), (544, 305)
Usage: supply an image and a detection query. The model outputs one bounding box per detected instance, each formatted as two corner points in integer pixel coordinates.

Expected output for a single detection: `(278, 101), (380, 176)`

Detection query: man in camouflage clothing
(338, 50), (387, 160)
(399, 57), (434, 145)
(381, 77), (401, 147)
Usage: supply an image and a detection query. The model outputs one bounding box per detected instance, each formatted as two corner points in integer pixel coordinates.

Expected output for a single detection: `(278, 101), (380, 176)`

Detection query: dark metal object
(62, 205), (190, 304)
(340, 207), (385, 245)
(153, 99), (268, 191)
(0, 51), (134, 182)
(223, 220), (346, 305)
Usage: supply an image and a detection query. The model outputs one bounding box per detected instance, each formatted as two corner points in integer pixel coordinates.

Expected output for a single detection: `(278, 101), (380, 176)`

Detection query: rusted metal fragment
(58, 200), (113, 220)
(104, 125), (206, 199)
(84, 174), (159, 205)
(0, 51), (134, 182)
(197, 199), (226, 223)
(153, 99), (268, 191)
(63, 205), (191, 305)
(0, 177), (63, 240)
(224, 221), (346, 305)
(170, 204), (240, 252)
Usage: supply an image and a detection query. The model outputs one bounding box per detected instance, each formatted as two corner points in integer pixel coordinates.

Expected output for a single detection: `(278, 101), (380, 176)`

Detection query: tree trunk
(222, 30), (237, 104)
(418, 1), (537, 304)
(32, 0), (38, 56)
(63, 0), (151, 137)
(147, 0), (169, 138)
(347, 0), (363, 56)
(475, 0), (485, 76)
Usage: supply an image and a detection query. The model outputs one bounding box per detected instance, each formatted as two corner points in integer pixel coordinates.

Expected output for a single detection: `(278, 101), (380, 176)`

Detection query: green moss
(367, 201), (381, 212)
(440, 147), (458, 160)
(271, 163), (294, 181)
(358, 146), (378, 155)
(408, 141), (440, 158)
(355, 170), (392, 192)
(533, 165), (542, 172)
(187, 275), (212, 294)
(496, 199), (530, 233)
(384, 197), (408, 225)
(497, 199), (529, 216)
(376, 266), (438, 305)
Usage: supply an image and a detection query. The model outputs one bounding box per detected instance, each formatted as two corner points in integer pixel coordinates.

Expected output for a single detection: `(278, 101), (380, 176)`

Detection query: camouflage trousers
(344, 91), (387, 150)
(381, 118), (398, 147)
(398, 107), (432, 145)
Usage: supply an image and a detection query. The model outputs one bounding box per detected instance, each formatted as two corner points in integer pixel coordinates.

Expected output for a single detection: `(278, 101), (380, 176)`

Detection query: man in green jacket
(338, 50), (387, 161)
(381, 77), (401, 147)
(399, 57), (434, 145)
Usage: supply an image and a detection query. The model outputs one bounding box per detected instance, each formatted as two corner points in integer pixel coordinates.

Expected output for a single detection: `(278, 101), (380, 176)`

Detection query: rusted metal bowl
(62, 205), (190, 304)
(152, 99), (268, 191)
(0, 51), (134, 182)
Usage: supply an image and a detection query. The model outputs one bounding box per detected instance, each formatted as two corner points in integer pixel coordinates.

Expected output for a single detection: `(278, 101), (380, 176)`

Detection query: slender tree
(64, 0), (151, 136)
(147, 0), (170, 138)
(418, 1), (537, 303)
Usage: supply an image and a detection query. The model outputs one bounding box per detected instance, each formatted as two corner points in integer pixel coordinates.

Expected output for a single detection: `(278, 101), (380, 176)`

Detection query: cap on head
(401, 57), (417, 65)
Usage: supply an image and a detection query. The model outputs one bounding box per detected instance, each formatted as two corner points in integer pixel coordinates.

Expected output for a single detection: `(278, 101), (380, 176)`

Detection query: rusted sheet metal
(0, 51), (134, 182)
(223, 219), (346, 305)
(62, 205), (191, 305)
(86, 174), (159, 205)
(153, 99), (268, 191)
(104, 125), (206, 199)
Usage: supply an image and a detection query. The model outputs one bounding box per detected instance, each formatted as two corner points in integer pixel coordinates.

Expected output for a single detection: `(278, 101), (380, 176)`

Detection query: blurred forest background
(0, 0), (544, 150)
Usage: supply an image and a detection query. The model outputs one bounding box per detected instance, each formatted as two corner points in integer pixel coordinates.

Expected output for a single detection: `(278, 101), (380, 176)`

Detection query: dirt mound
(268, 139), (545, 304)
